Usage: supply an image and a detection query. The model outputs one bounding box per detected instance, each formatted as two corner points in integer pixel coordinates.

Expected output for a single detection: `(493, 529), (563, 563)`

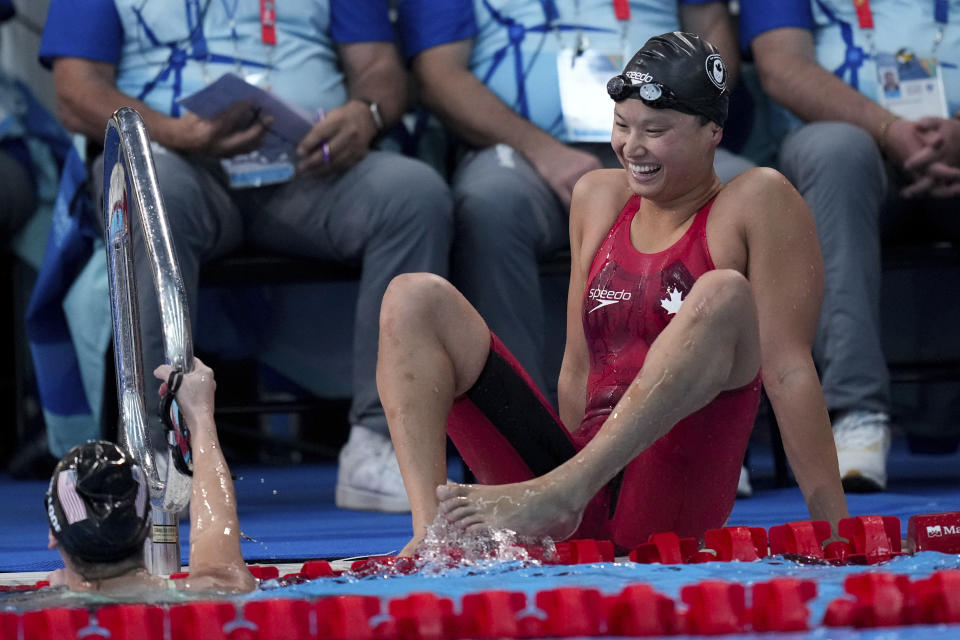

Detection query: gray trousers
(94, 148), (453, 437)
(780, 121), (960, 416)
(450, 143), (754, 393)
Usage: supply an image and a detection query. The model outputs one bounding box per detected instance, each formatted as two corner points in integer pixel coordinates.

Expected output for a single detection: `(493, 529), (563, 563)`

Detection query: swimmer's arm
(558, 171), (626, 430)
(155, 361), (256, 593)
(739, 169), (850, 528)
(558, 180), (592, 430)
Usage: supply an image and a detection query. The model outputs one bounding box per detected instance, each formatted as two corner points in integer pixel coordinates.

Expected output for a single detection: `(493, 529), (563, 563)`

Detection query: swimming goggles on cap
(607, 74), (680, 107)
(159, 368), (193, 476)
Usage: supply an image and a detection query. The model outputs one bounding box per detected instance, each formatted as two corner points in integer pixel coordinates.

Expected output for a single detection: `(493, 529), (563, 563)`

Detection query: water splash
(413, 516), (558, 572)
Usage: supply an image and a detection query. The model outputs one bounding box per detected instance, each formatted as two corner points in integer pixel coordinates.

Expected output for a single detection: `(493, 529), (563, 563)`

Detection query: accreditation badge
(221, 71), (292, 188)
(222, 133), (295, 189)
(875, 50), (949, 119)
(557, 48), (624, 142)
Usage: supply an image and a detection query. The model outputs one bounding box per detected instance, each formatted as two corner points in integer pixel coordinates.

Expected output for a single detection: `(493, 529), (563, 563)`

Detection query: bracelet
(878, 114), (900, 154)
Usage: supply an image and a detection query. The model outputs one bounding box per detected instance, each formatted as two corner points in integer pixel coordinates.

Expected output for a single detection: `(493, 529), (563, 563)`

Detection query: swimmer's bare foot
(398, 536), (422, 558)
(436, 479), (584, 541)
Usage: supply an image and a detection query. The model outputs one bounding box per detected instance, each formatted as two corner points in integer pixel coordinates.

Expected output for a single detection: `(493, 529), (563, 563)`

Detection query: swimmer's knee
(381, 273), (456, 328)
(691, 270), (751, 309)
(679, 270), (755, 332)
(385, 272), (454, 299)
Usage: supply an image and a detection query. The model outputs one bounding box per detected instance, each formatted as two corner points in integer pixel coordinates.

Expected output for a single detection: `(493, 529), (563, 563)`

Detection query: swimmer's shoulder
(716, 167), (800, 217)
(571, 169), (631, 229)
(569, 169), (632, 271)
(711, 166), (814, 268)
(573, 168), (630, 204)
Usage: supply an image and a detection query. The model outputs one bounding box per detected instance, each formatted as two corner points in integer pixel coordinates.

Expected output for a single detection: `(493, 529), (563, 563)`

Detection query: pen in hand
(316, 109), (331, 164)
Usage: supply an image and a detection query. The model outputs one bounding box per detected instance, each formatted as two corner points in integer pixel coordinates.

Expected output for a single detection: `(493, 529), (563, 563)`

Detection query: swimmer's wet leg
(436, 269), (761, 540)
(377, 274), (491, 556)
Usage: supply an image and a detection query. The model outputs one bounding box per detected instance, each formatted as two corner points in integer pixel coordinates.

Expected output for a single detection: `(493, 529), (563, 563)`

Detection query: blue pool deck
(1, 435), (959, 573)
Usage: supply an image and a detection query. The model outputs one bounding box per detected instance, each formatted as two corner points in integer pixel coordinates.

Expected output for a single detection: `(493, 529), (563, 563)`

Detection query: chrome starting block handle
(103, 107), (194, 574)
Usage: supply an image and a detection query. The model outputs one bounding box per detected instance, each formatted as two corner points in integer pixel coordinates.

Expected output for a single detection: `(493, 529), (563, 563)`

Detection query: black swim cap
(607, 31), (728, 126)
(45, 441), (149, 564)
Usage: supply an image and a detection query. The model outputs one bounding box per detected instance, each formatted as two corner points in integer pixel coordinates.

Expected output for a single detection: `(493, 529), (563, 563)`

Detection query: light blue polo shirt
(400, 0), (718, 140)
(40, 0), (394, 118)
(741, 0), (960, 116)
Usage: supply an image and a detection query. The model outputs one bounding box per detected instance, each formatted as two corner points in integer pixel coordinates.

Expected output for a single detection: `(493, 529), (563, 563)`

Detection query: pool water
(257, 551), (960, 624)
(5, 551), (960, 638)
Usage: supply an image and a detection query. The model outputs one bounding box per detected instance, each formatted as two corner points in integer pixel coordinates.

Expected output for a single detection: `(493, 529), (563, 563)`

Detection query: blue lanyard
(186, 0), (208, 58)
(936, 0), (950, 25)
(219, 0), (240, 41)
(934, 0), (949, 55)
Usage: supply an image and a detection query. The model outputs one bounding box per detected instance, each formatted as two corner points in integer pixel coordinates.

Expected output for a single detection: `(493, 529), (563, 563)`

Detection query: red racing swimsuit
(447, 194), (761, 550)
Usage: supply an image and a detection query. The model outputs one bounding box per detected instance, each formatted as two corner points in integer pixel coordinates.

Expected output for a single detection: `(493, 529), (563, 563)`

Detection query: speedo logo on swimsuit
(588, 288), (632, 313)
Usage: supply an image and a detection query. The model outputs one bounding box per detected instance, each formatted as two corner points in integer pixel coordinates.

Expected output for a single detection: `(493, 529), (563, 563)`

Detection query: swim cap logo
(705, 54), (726, 91)
(47, 499), (61, 533)
(625, 71), (653, 85)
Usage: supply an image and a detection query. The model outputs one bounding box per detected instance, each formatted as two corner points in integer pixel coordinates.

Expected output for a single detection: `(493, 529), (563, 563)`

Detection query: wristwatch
(358, 98), (384, 133)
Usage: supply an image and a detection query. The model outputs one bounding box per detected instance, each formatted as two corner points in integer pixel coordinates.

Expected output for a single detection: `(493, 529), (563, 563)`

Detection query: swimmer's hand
(154, 358), (216, 426)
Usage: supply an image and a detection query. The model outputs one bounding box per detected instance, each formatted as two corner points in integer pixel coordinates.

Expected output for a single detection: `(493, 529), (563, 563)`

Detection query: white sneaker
(737, 465), (753, 498)
(833, 411), (891, 492)
(335, 425), (411, 513)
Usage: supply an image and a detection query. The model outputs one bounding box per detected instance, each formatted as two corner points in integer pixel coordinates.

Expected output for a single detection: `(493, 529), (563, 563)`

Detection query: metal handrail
(102, 107), (193, 574)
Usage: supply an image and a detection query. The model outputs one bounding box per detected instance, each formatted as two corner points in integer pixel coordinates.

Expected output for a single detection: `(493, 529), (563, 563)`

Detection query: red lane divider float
(913, 570), (960, 624)
(536, 587), (606, 637)
(457, 591), (526, 639)
(8, 572), (960, 638)
(168, 601), (237, 640)
(680, 580), (747, 635)
(908, 511), (960, 553)
(7, 511), (960, 638)
(20, 607), (90, 639)
(0, 612), (19, 640)
(315, 595), (383, 640)
(97, 604), (166, 640)
(553, 539), (615, 564)
(603, 583), (677, 636)
(628, 531), (702, 564)
(824, 572), (914, 628)
(751, 578), (817, 632)
(704, 526), (769, 561)
(389, 592), (458, 640)
(769, 520), (833, 559)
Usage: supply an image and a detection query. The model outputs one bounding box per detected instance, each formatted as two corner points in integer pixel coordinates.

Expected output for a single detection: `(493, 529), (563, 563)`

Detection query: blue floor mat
(2, 436), (959, 573)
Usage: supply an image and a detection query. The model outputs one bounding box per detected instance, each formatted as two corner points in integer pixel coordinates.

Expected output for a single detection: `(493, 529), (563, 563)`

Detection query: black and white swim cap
(45, 440), (149, 563)
(607, 31), (729, 126)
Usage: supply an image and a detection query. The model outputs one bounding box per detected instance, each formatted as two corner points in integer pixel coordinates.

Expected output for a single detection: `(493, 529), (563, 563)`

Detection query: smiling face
(610, 99), (722, 203)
